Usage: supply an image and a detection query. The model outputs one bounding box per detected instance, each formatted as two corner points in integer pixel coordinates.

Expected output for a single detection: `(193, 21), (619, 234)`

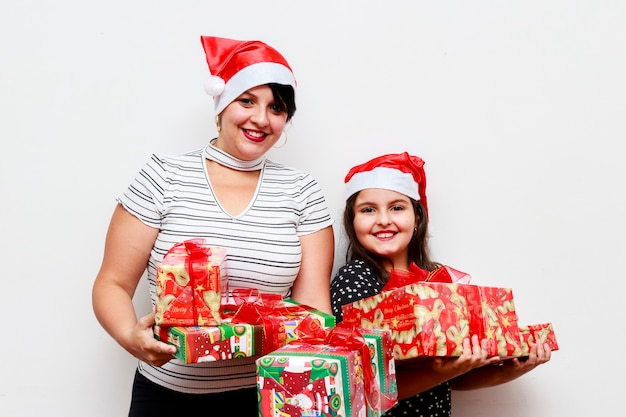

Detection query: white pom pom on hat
(203, 75), (225, 96)
(200, 36), (296, 116)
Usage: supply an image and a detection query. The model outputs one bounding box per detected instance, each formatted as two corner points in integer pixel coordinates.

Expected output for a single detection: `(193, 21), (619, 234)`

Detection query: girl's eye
(391, 205), (404, 211)
(360, 207), (375, 213)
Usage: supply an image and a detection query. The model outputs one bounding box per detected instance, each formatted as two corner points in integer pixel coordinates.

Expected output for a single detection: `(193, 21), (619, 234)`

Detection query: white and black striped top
(117, 141), (333, 394)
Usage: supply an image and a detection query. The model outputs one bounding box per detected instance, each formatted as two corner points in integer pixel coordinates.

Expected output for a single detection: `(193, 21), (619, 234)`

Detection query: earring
(215, 116), (221, 133)
(274, 131), (288, 148)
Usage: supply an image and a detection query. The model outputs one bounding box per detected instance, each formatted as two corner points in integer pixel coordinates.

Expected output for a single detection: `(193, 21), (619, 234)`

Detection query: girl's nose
(376, 211), (392, 225)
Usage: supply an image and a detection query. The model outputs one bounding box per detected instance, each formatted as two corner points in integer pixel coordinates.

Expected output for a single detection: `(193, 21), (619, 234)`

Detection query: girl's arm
(395, 335), (502, 400)
(450, 341), (552, 390)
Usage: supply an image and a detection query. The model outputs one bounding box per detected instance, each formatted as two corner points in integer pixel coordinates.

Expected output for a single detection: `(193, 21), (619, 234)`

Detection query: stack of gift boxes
(152, 239), (557, 416)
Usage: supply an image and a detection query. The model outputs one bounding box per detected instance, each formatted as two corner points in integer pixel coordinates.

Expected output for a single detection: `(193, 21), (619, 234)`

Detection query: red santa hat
(344, 152), (428, 215)
(200, 36), (297, 116)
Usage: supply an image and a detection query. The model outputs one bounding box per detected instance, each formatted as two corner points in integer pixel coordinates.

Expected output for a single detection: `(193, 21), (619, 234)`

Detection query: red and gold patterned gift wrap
(341, 282), (523, 359)
(154, 297), (336, 364)
(519, 322), (559, 356)
(463, 285), (522, 357)
(154, 238), (227, 327)
(256, 325), (397, 417)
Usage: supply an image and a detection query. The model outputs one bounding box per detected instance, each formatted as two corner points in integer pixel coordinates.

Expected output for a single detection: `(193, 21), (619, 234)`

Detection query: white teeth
(376, 233), (394, 239)
(246, 130), (264, 138)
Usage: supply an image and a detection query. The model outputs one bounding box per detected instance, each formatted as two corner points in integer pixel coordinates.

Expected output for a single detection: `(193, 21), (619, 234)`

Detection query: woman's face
(353, 188), (417, 270)
(215, 85), (288, 161)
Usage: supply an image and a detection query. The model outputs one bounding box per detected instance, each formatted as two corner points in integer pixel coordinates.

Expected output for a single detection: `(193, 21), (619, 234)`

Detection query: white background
(1, 1), (623, 416)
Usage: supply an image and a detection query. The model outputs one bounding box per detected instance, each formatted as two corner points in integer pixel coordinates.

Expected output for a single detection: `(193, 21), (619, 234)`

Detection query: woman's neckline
(203, 138), (266, 171)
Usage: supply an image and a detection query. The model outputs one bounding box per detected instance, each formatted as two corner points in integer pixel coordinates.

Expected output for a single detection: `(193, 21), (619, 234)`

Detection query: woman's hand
(124, 312), (177, 367)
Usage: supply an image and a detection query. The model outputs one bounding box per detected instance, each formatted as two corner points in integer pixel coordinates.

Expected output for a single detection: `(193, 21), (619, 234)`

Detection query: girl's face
(215, 85), (288, 161)
(353, 188), (417, 271)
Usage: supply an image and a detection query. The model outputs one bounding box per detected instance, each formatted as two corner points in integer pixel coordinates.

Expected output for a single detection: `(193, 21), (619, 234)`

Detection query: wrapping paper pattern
(154, 239), (227, 326)
(155, 322), (263, 363)
(341, 282), (523, 359)
(257, 343), (362, 417)
(257, 326), (397, 417)
(463, 285), (522, 357)
(519, 322), (559, 356)
(359, 329), (398, 417)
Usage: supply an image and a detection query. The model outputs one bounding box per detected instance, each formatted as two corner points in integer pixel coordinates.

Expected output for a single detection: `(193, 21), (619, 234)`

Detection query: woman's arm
(289, 225), (334, 314)
(92, 204), (176, 366)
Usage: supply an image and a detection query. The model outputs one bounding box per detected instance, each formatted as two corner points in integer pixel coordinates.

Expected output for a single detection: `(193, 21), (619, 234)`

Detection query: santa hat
(344, 152), (428, 215)
(200, 36), (296, 116)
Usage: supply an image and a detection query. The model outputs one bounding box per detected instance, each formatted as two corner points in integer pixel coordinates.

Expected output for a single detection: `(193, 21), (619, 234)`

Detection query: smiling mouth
(243, 129), (267, 141)
(375, 232), (395, 239)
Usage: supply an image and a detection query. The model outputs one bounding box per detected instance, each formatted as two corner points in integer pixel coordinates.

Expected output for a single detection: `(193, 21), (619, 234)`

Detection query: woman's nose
(250, 108), (269, 126)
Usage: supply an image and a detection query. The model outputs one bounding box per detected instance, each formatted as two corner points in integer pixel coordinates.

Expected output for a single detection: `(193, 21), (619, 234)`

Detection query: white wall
(1, 1), (623, 416)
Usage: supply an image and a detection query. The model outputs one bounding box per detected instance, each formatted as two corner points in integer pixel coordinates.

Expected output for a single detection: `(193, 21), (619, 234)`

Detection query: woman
(331, 152), (551, 416)
(92, 36), (334, 415)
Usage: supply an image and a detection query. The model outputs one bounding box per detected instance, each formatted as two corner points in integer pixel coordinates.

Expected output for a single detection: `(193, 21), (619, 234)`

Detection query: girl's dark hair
(268, 83), (296, 122)
(343, 193), (440, 285)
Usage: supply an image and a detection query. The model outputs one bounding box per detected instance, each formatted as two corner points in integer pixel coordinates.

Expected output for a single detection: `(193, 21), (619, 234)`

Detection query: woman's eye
(239, 98), (253, 105)
(270, 104), (285, 113)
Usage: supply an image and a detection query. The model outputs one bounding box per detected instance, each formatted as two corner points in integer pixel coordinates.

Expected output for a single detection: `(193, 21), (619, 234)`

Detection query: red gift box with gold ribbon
(519, 322), (559, 356)
(154, 238), (227, 327)
(341, 264), (524, 359)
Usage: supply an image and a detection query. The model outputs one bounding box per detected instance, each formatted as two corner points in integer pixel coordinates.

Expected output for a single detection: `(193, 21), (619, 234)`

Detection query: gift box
(256, 324), (397, 417)
(154, 238), (227, 327)
(463, 285), (522, 357)
(155, 296), (336, 364)
(155, 322), (263, 363)
(359, 329), (398, 417)
(341, 281), (523, 359)
(342, 282), (471, 360)
(519, 322), (559, 356)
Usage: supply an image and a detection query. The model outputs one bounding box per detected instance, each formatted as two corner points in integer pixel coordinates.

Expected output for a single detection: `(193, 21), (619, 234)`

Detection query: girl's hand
(501, 340), (552, 378)
(431, 335), (502, 378)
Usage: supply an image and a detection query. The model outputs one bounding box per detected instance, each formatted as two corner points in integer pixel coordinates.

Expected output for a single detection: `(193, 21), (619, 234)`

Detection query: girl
(331, 152), (551, 416)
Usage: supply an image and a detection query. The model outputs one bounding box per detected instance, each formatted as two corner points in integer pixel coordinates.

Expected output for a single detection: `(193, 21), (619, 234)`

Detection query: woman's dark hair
(269, 83), (296, 122)
(343, 193), (439, 285)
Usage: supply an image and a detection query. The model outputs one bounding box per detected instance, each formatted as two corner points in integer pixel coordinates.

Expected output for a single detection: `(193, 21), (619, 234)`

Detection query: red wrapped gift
(154, 238), (227, 326)
(256, 323), (397, 417)
(227, 289), (336, 354)
(342, 276), (523, 359)
(463, 285), (522, 357)
(155, 292), (336, 364)
(519, 322), (559, 356)
(342, 281), (472, 359)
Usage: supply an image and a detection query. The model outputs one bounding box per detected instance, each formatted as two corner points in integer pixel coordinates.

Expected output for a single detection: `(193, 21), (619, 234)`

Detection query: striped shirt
(118, 142), (333, 393)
